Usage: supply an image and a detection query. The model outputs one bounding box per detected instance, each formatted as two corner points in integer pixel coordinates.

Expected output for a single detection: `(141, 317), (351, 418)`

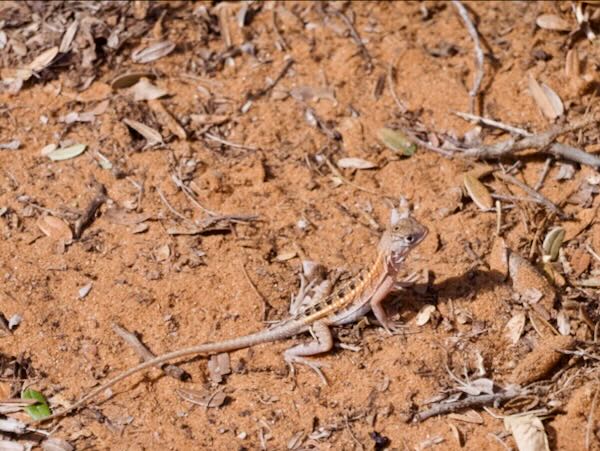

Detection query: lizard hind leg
(283, 321), (333, 385)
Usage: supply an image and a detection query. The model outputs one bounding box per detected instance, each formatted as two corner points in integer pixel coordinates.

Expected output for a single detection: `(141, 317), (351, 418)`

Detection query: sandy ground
(2, 1), (600, 450)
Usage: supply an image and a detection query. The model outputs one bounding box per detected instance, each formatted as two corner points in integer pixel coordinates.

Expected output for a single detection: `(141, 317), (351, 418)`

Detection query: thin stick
(171, 173), (219, 216)
(156, 187), (189, 222)
(586, 244), (600, 264)
(453, 111), (530, 136)
(244, 58), (294, 102)
(204, 132), (259, 151)
(452, 1), (484, 111)
(413, 387), (523, 422)
(271, 8), (289, 51)
(112, 324), (189, 381)
(240, 260), (273, 321)
(495, 200), (502, 236)
(458, 115), (600, 168)
(73, 181), (107, 239)
(330, 8), (373, 72)
(387, 63), (407, 113)
(533, 158), (553, 191)
(495, 172), (566, 218)
(394, 125), (455, 157)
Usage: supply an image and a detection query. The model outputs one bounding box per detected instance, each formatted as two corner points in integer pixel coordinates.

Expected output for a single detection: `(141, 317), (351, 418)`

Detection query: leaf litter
(3, 2), (600, 450)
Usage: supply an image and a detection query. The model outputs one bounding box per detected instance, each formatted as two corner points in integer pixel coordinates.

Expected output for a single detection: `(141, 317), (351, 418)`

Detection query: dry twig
(413, 386), (523, 422)
(329, 7), (373, 72)
(73, 181), (107, 239)
(243, 58), (294, 104)
(452, 1), (484, 112)
(495, 172), (566, 218)
(112, 324), (190, 381)
(387, 63), (407, 113)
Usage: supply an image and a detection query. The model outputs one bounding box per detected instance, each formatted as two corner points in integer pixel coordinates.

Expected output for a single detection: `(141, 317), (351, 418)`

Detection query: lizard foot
(285, 355), (329, 385)
(393, 271), (420, 290)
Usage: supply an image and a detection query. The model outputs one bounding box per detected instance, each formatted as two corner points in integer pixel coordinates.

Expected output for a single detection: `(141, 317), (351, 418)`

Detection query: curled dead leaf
(130, 78), (168, 101)
(147, 100), (186, 140)
(463, 174), (493, 210)
(415, 304), (436, 326)
(542, 227), (565, 262)
(527, 74), (563, 120)
(28, 46), (59, 72)
(504, 414), (550, 451)
(111, 71), (157, 90)
(505, 312), (526, 344)
(123, 118), (163, 145)
(131, 41), (175, 64)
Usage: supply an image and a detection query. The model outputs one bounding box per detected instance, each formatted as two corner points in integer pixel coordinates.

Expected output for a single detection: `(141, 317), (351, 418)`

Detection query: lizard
(33, 210), (428, 423)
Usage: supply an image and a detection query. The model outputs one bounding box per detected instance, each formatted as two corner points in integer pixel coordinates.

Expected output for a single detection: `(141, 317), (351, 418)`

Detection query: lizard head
(379, 210), (428, 270)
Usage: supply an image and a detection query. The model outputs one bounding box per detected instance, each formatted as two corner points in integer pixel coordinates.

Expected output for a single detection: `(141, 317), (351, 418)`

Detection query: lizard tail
(31, 320), (305, 424)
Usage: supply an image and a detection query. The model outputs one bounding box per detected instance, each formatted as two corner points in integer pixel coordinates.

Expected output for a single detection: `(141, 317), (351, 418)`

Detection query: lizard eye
(405, 234), (414, 243)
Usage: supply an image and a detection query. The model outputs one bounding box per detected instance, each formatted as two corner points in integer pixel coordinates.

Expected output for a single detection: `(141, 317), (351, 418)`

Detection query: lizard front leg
(369, 275), (399, 334)
(284, 321), (332, 384)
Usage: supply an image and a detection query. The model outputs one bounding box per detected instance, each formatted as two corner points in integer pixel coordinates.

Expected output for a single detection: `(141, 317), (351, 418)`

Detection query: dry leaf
(111, 71), (156, 90)
(131, 41), (175, 64)
(415, 304), (436, 326)
(0, 140), (20, 150)
(46, 143), (87, 161)
(42, 437), (74, 451)
(105, 208), (152, 225)
(208, 353), (231, 383)
(337, 157), (377, 169)
(527, 74), (563, 120)
(536, 14), (571, 31)
(448, 410), (484, 424)
(556, 310), (571, 336)
(131, 222), (149, 234)
(290, 85), (336, 103)
(28, 46), (59, 72)
(463, 174), (493, 210)
(275, 249), (297, 262)
(458, 378), (495, 396)
(190, 114), (230, 126)
(37, 216), (73, 242)
(176, 388), (226, 408)
(59, 20), (79, 53)
(565, 48), (580, 79)
(0, 417), (27, 434)
(78, 282), (93, 300)
(504, 414), (550, 451)
(154, 244), (170, 262)
(130, 78), (168, 101)
(147, 100), (186, 139)
(123, 118), (163, 145)
(505, 312), (526, 344)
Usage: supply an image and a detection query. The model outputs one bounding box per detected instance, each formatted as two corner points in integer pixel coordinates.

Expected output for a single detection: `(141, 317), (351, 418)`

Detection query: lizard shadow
(384, 268), (508, 323)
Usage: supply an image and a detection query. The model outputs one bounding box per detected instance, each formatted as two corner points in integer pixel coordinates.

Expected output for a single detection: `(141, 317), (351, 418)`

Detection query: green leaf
(22, 388), (52, 420)
(377, 128), (416, 156)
